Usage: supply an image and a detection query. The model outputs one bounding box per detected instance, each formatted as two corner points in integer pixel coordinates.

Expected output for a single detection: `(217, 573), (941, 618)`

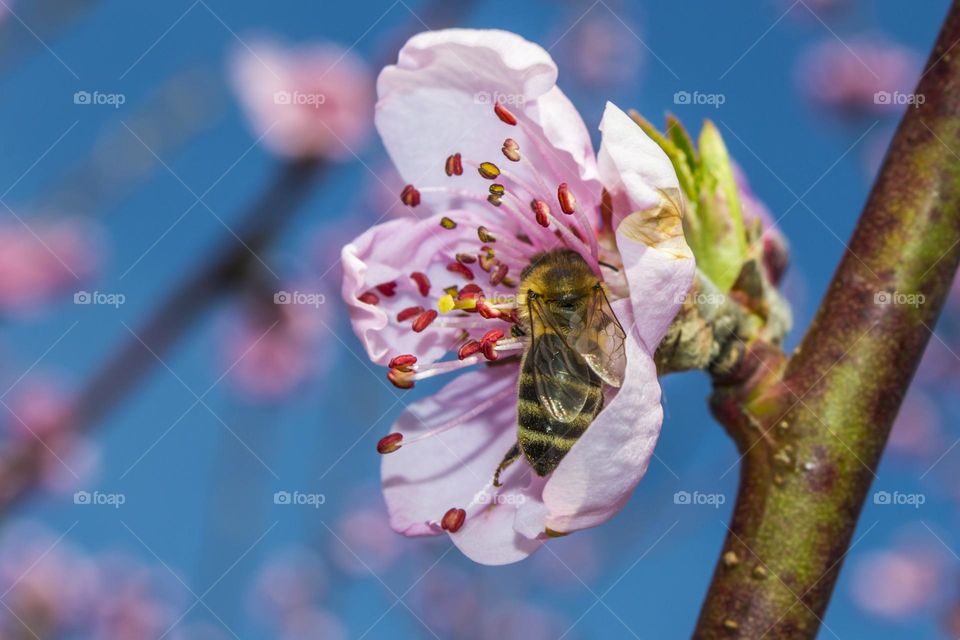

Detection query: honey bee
(494, 247), (627, 486)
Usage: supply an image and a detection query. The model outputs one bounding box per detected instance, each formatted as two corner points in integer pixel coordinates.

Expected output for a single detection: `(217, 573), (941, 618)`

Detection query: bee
(493, 247), (627, 485)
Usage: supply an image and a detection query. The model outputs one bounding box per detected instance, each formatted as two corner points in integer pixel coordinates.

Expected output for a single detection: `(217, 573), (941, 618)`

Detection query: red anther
(458, 340), (482, 359)
(375, 281), (397, 297)
(477, 299), (501, 319)
(387, 369), (414, 389)
(445, 153), (463, 176)
(446, 261), (475, 281)
(410, 272), (431, 297)
(531, 199), (551, 227)
(441, 507), (466, 533)
(557, 182), (577, 214)
(397, 306), (424, 322)
(377, 433), (404, 454)
(412, 309), (438, 333)
(456, 253), (477, 264)
(400, 184), (421, 207)
(502, 138), (521, 162)
(494, 101), (518, 126)
(458, 283), (483, 299)
(481, 329), (505, 345)
(388, 354), (418, 370)
(490, 263), (509, 286)
(482, 340), (499, 361)
(358, 291), (379, 305)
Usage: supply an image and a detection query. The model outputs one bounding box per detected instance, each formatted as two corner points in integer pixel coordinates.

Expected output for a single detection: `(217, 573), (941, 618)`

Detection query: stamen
(446, 262), (475, 281)
(400, 184), (421, 207)
(411, 272), (431, 297)
(412, 310), (438, 332)
(494, 102), (518, 126)
(458, 340), (482, 359)
(441, 508), (466, 533)
(558, 183), (577, 214)
(502, 138), (521, 162)
(489, 184), (505, 197)
(377, 433), (403, 454)
(482, 341), (498, 361)
(358, 291), (379, 305)
(388, 354), (417, 370)
(481, 329), (504, 345)
(478, 162), (501, 180)
(397, 306), (424, 322)
(445, 153), (463, 176)
(487, 194), (502, 207)
(490, 263), (509, 286)
(375, 281), (397, 297)
(456, 253), (477, 264)
(531, 199), (551, 227)
(440, 217), (457, 230)
(478, 227), (497, 243)
(387, 369), (415, 389)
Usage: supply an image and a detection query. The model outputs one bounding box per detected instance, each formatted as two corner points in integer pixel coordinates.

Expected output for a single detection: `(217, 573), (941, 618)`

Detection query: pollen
(494, 101), (518, 126)
(441, 507), (466, 533)
(489, 184), (505, 197)
(377, 433), (403, 454)
(477, 227), (497, 243)
(438, 294), (456, 314)
(490, 263), (509, 286)
(400, 184), (421, 207)
(440, 217), (457, 230)
(478, 162), (501, 180)
(458, 340), (482, 359)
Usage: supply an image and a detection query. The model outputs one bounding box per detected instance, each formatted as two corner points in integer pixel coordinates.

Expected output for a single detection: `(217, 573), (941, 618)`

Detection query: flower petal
(542, 300), (663, 532)
(376, 29), (601, 226)
(598, 102), (696, 351)
(341, 211), (518, 366)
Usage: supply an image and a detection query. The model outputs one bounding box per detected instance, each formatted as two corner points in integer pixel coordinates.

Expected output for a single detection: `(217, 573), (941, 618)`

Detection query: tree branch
(694, 2), (960, 637)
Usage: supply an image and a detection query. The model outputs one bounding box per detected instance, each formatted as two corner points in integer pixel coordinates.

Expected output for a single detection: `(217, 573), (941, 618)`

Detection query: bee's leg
(493, 443), (521, 487)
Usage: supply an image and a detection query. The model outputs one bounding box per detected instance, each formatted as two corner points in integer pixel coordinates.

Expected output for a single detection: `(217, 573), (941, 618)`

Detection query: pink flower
(849, 545), (945, 620)
(0, 217), (100, 314)
(795, 36), (921, 116)
(341, 30), (695, 565)
(218, 290), (331, 402)
(230, 39), (375, 160)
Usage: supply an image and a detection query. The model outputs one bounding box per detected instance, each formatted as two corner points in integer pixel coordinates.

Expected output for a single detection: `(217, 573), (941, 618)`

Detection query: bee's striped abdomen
(517, 334), (604, 476)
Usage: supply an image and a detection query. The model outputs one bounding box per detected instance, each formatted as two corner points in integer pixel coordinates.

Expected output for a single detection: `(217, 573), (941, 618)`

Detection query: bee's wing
(574, 287), (627, 387)
(528, 298), (593, 423)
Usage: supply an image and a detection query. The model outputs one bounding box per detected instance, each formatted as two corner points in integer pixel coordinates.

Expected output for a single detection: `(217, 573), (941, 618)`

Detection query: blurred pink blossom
(247, 545), (327, 628)
(557, 12), (643, 88)
(88, 554), (186, 640)
(4, 375), (74, 441)
(280, 608), (347, 640)
(330, 506), (402, 575)
(850, 545), (945, 620)
(480, 603), (565, 640)
(409, 566), (481, 638)
(795, 36), (921, 116)
(218, 289), (331, 402)
(0, 217), (100, 314)
(231, 39), (375, 160)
